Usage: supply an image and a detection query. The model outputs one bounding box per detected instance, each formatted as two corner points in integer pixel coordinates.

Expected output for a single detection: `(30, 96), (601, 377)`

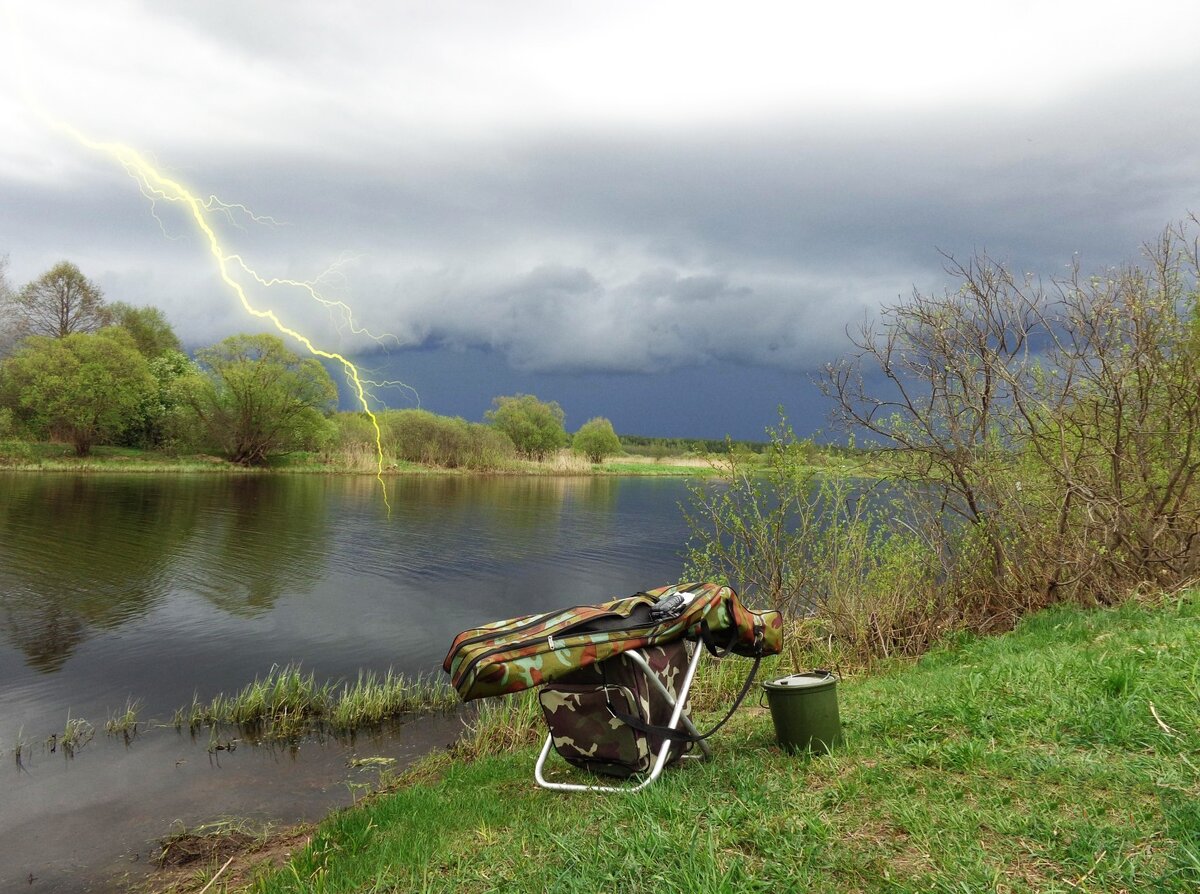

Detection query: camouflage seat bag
(538, 640), (692, 778)
(444, 581), (783, 702)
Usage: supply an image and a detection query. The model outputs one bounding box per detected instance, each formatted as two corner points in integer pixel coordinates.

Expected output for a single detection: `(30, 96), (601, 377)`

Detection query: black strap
(608, 646), (763, 744)
(699, 618), (738, 657)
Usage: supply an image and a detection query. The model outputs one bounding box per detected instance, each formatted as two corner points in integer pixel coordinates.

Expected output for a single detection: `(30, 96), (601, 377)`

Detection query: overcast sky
(3, 1), (1199, 438)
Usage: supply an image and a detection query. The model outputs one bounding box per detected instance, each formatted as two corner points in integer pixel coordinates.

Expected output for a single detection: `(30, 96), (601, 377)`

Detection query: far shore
(0, 443), (726, 477)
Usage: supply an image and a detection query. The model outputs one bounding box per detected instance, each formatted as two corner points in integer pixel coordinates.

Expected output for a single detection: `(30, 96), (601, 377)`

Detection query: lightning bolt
(3, 10), (414, 509)
(27, 105), (402, 510)
(202, 196), (287, 229)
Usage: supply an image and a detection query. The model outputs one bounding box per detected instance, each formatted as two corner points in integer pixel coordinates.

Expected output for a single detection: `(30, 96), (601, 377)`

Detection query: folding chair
(533, 639), (713, 793)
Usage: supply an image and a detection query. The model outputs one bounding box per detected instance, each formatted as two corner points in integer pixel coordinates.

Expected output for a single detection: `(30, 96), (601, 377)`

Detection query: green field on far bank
(0, 440), (864, 478)
(0, 442), (725, 477)
(152, 590), (1200, 894)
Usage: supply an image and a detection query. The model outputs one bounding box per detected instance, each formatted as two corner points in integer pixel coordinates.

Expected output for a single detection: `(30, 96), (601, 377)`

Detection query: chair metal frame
(534, 640), (712, 793)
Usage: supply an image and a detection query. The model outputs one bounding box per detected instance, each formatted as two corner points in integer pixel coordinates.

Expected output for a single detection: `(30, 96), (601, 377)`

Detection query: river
(0, 473), (697, 892)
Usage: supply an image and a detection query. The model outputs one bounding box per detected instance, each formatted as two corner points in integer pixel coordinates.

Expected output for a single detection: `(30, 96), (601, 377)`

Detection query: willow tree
(192, 334), (337, 465)
(485, 393), (568, 460)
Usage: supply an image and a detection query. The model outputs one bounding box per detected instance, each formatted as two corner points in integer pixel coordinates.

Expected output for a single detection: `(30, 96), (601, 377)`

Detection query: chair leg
(534, 640), (707, 793)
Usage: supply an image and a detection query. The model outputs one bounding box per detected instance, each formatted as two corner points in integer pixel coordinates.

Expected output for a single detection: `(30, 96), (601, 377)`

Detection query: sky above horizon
(3, 1), (1200, 439)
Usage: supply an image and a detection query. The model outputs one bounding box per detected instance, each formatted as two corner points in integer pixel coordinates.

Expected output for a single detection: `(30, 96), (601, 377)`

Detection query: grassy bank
(157, 590), (1199, 893)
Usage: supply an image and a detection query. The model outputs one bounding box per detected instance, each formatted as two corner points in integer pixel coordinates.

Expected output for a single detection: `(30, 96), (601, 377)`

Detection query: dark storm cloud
(3, 55), (1198, 382)
(221, 64), (1200, 376)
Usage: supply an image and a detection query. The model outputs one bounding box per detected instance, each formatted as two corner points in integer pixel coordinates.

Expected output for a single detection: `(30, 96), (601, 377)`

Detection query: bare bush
(828, 220), (1200, 611)
(690, 222), (1200, 665)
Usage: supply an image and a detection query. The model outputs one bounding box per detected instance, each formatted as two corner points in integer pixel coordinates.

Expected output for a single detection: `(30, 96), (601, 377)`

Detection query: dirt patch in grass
(140, 822), (314, 894)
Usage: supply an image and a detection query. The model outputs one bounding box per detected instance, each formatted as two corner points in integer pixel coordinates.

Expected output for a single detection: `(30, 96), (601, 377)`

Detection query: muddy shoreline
(3, 712), (467, 893)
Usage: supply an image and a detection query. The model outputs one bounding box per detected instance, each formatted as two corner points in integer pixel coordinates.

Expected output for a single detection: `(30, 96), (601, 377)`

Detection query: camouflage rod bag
(443, 581), (783, 703)
(537, 639), (693, 778)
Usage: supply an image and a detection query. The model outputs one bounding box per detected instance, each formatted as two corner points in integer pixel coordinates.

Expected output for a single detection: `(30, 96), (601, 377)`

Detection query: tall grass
(46, 713), (95, 757)
(328, 670), (458, 729)
(105, 697), (142, 739)
(173, 664), (458, 740)
(449, 691), (544, 762)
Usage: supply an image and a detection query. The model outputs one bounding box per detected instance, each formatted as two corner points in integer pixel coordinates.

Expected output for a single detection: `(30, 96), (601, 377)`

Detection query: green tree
(572, 416), (622, 463)
(122, 349), (206, 450)
(8, 261), (108, 339)
(2, 328), (155, 455)
(107, 302), (182, 358)
(485, 393), (568, 460)
(192, 334), (337, 465)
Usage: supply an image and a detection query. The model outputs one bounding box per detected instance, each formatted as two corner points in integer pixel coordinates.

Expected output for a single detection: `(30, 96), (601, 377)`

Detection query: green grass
(172, 664), (458, 740)
(0, 442), (245, 472)
(328, 670), (460, 729)
(597, 460), (721, 477)
(105, 697), (142, 739)
(0, 439), (870, 480)
(48, 712), (95, 758)
(244, 591), (1200, 894)
(0, 441), (718, 477)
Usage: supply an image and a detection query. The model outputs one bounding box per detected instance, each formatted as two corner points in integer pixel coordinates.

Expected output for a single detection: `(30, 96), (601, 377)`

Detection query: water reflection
(0, 476), (201, 671)
(0, 473), (689, 683)
(174, 476), (333, 617)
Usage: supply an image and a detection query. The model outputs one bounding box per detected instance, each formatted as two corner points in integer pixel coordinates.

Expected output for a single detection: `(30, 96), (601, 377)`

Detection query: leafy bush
(191, 334), (337, 466)
(2, 329), (156, 456)
(485, 394), (567, 460)
(0, 439), (35, 466)
(332, 409), (517, 470)
(572, 416), (621, 463)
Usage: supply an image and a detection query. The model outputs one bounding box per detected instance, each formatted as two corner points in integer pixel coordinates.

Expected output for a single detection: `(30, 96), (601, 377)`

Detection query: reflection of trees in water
(403, 475), (617, 532)
(322, 475), (628, 582)
(0, 473), (630, 674)
(1, 599), (86, 673)
(179, 476), (332, 617)
(0, 475), (202, 672)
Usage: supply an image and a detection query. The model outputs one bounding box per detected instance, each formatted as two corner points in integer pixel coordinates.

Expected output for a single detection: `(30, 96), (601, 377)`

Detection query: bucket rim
(761, 670), (838, 691)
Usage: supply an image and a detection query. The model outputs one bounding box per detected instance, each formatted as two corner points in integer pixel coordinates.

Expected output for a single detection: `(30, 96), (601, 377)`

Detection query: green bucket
(762, 671), (843, 754)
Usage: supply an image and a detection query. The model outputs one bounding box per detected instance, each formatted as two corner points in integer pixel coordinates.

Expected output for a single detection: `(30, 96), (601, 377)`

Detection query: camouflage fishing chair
(533, 637), (713, 793)
(443, 582), (783, 793)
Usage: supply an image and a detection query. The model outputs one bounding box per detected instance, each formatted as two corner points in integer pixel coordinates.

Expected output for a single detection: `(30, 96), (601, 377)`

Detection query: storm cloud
(3, 1), (1199, 435)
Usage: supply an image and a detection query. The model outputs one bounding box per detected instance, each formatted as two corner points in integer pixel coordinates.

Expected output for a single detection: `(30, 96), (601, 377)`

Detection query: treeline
(618, 434), (771, 458)
(0, 259), (639, 469)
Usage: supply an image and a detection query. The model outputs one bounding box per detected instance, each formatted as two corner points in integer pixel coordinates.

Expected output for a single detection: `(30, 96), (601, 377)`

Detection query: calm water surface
(0, 473), (694, 892)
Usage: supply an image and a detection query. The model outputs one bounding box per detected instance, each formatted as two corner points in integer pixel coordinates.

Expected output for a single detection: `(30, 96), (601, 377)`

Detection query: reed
(48, 713), (95, 757)
(171, 664), (459, 741)
(104, 697), (142, 738)
(228, 665), (334, 727)
(154, 818), (267, 869)
(326, 669), (458, 730)
(11, 727), (29, 768)
(450, 690), (544, 762)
